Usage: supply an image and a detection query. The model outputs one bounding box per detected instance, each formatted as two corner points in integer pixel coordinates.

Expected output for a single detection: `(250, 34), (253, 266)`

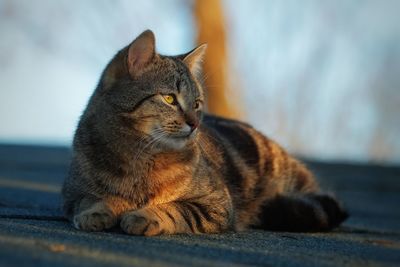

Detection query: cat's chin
(158, 133), (196, 151)
(160, 138), (187, 151)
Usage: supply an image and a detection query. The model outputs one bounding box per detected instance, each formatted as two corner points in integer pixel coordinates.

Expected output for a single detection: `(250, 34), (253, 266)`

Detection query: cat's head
(84, 30), (207, 151)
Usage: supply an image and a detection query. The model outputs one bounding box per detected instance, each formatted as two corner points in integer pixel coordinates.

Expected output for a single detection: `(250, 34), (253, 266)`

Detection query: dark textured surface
(0, 144), (399, 267)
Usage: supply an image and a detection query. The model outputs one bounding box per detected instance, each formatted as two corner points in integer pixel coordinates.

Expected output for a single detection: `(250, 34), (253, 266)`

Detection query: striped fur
(62, 30), (348, 236)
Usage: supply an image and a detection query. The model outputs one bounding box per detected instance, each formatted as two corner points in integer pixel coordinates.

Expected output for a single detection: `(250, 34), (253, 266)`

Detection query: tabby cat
(62, 30), (348, 236)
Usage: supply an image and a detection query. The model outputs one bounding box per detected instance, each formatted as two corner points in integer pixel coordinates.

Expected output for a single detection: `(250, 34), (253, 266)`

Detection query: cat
(62, 30), (348, 236)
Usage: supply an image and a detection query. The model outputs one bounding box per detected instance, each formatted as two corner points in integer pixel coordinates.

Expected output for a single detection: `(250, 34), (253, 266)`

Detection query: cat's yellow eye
(163, 94), (176, 105)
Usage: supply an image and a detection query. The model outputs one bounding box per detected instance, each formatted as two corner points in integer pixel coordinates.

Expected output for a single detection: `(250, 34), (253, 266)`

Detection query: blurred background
(0, 0), (399, 164)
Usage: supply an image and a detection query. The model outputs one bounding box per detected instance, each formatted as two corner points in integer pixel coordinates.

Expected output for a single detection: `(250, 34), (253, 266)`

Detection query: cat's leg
(73, 196), (132, 231)
(120, 196), (233, 236)
(256, 193), (348, 232)
(256, 165), (348, 232)
(254, 151), (348, 232)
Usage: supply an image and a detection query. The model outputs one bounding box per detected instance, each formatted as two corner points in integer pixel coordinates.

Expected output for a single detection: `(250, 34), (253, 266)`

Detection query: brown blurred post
(194, 0), (238, 118)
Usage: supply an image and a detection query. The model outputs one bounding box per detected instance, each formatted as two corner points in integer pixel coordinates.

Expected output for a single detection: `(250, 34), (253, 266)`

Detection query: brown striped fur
(62, 30), (348, 236)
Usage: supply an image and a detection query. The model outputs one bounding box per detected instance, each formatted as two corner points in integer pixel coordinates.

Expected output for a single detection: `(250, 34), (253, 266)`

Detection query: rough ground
(0, 144), (399, 267)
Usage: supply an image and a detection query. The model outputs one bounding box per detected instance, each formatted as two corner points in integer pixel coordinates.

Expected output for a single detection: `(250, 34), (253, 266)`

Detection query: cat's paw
(73, 208), (117, 232)
(120, 210), (162, 236)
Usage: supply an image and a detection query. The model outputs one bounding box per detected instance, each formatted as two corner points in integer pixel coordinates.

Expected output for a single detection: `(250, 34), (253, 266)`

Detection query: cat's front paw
(120, 210), (162, 236)
(73, 208), (117, 232)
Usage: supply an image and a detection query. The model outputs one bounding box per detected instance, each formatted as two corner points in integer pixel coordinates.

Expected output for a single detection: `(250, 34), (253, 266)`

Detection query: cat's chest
(146, 158), (193, 205)
(105, 152), (196, 206)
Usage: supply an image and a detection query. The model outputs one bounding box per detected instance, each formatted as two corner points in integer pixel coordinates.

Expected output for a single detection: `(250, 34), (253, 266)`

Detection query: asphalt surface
(0, 144), (399, 267)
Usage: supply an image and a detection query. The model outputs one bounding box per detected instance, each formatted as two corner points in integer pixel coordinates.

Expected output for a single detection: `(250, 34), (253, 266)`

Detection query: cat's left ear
(182, 44), (207, 77)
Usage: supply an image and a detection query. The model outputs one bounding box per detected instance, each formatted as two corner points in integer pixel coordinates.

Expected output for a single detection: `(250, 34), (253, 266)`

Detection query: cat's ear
(127, 30), (156, 78)
(183, 44), (207, 77)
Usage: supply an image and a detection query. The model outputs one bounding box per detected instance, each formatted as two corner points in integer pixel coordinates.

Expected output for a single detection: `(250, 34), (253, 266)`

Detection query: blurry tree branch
(194, 0), (239, 118)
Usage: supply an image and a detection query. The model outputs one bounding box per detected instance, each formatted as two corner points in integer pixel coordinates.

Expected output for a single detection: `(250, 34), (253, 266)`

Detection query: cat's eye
(163, 94), (177, 105)
(194, 100), (202, 109)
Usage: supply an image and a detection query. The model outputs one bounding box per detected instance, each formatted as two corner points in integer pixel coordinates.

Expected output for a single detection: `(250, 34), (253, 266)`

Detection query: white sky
(0, 0), (399, 163)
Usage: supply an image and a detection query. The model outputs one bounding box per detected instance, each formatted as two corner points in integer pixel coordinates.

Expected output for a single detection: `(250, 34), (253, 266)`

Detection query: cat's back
(200, 113), (315, 202)
(201, 113), (267, 167)
(200, 114), (270, 189)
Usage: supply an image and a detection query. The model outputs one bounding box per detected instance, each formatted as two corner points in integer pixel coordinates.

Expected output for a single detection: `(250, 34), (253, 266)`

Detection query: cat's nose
(185, 114), (198, 132)
(186, 120), (198, 132)
(185, 117), (199, 132)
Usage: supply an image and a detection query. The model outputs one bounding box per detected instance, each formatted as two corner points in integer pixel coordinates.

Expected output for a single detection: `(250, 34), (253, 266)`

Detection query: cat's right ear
(182, 44), (207, 78)
(127, 30), (156, 78)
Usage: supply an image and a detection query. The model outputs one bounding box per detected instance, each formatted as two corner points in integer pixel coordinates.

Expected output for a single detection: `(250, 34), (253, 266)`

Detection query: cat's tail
(255, 193), (348, 232)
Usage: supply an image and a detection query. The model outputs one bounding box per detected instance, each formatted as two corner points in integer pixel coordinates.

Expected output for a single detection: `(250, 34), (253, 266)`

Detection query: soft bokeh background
(1, 0), (399, 164)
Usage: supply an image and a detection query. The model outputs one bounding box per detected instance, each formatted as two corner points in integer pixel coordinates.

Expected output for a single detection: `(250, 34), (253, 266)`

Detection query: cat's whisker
(199, 130), (220, 144)
(131, 129), (168, 168)
(197, 135), (215, 160)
